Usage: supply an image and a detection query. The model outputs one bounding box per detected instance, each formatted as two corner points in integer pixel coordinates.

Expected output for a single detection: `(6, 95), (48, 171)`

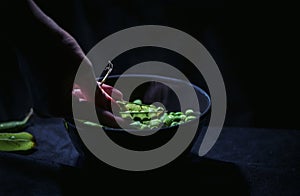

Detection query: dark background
(1, 0), (299, 130)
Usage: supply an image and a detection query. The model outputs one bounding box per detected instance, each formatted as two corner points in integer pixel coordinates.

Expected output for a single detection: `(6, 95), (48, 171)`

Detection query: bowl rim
(96, 74), (211, 132)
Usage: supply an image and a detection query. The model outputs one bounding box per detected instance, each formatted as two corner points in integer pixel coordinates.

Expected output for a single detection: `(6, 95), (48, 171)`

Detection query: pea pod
(0, 140), (35, 152)
(0, 108), (33, 132)
(0, 132), (34, 140)
(0, 132), (35, 152)
(75, 119), (103, 128)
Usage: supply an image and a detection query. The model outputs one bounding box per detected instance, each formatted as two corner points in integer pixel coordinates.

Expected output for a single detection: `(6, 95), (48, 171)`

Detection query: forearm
(3, 0), (97, 116)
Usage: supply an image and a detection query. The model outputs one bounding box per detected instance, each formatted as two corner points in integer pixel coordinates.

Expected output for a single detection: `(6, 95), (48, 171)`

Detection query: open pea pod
(0, 132), (35, 152)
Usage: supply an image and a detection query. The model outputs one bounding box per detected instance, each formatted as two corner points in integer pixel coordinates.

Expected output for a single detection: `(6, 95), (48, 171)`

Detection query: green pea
(149, 119), (162, 127)
(141, 106), (149, 111)
(129, 104), (141, 111)
(130, 121), (142, 127)
(118, 99), (200, 129)
(160, 113), (168, 121)
(157, 107), (164, 112)
(179, 114), (187, 121)
(168, 114), (175, 120)
(133, 99), (142, 105)
(175, 112), (183, 116)
(163, 115), (173, 126)
(173, 116), (182, 122)
(148, 108), (155, 113)
(149, 105), (157, 108)
(120, 113), (132, 119)
(148, 113), (158, 119)
(185, 109), (195, 116)
(140, 124), (149, 130)
(171, 122), (179, 127)
(185, 115), (197, 122)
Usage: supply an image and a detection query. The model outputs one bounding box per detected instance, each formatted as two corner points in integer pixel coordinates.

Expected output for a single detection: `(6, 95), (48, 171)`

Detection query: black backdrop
(1, 0), (299, 130)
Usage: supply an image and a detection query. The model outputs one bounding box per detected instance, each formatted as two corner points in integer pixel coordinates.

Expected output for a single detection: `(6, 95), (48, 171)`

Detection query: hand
(8, 0), (124, 127)
(73, 83), (125, 127)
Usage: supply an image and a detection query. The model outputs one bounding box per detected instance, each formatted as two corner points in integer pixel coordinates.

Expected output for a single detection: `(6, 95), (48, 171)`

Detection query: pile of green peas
(117, 99), (200, 130)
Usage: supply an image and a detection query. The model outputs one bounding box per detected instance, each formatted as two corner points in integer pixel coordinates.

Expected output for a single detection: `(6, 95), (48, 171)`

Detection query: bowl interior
(95, 74), (211, 151)
(69, 74), (211, 158)
(103, 74), (210, 129)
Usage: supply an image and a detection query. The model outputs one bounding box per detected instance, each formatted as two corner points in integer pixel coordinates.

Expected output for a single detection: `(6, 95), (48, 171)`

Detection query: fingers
(73, 83), (123, 120)
(73, 83), (113, 108)
(73, 100), (125, 128)
(72, 88), (87, 102)
(94, 87), (113, 110)
(96, 108), (125, 128)
(98, 83), (123, 101)
(93, 84), (123, 111)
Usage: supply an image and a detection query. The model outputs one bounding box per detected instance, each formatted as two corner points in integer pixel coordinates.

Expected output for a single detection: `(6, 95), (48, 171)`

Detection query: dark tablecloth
(0, 116), (299, 195)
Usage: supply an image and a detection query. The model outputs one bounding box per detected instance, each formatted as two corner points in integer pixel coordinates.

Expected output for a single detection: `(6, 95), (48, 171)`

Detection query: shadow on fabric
(60, 155), (249, 195)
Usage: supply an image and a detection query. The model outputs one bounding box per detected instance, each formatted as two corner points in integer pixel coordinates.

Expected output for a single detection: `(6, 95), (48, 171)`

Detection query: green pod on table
(0, 132), (35, 152)
(0, 132), (34, 141)
(0, 108), (33, 132)
(0, 140), (35, 152)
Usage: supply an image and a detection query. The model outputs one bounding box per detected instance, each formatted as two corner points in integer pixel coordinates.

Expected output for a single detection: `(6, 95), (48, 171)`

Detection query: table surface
(0, 116), (299, 195)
